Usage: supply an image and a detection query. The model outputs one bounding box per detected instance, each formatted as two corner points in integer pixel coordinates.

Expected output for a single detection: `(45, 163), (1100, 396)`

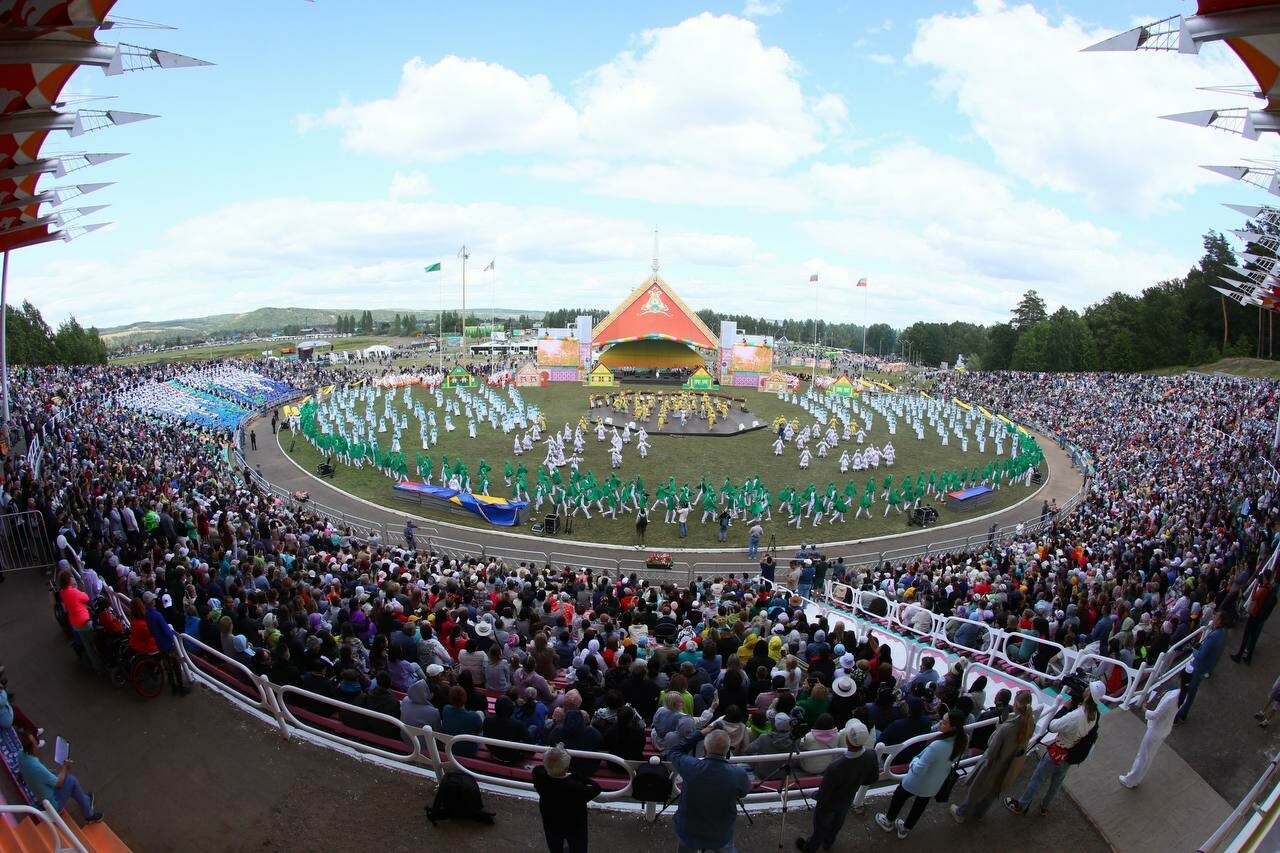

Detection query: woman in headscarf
(952, 689), (1036, 822)
(767, 633), (785, 663)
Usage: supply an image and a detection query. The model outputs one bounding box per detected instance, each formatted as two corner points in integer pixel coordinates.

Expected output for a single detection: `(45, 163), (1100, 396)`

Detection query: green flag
(424, 262), (441, 273)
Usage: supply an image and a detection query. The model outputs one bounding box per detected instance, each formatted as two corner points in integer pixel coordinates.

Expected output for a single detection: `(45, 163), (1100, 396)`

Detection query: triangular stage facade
(592, 274), (718, 350)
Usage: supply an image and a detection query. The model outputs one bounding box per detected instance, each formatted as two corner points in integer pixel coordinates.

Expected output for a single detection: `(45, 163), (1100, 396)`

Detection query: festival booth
(591, 275), (718, 378)
(682, 366), (717, 390)
(830, 374), (856, 397)
(514, 362), (545, 388)
(586, 364), (615, 387)
(444, 366), (477, 388)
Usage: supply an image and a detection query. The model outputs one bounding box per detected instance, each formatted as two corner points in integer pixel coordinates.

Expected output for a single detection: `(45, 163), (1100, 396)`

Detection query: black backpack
(1066, 718), (1098, 766)
(426, 771), (495, 825)
(631, 760), (673, 804)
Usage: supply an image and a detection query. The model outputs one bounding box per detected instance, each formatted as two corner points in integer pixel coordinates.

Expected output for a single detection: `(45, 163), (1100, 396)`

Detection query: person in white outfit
(1118, 681), (1182, 788)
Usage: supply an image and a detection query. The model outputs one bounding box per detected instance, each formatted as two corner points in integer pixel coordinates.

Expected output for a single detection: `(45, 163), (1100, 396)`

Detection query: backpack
(426, 771), (495, 825)
(1066, 718), (1098, 766)
(631, 760), (674, 804)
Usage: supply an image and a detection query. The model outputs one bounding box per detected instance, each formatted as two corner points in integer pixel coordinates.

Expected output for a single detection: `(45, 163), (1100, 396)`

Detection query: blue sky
(17, 0), (1279, 331)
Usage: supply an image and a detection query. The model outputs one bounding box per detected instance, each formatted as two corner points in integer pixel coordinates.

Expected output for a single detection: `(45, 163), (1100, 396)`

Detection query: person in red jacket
(58, 569), (104, 674)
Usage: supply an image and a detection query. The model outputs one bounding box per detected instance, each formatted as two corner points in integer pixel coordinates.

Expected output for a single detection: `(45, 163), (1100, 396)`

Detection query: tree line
(6, 300), (108, 365)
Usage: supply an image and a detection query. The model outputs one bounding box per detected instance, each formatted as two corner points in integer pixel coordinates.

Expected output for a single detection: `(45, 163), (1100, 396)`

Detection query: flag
(809, 274), (819, 282)
(856, 277), (867, 288)
(484, 259), (495, 272)
(424, 262), (441, 273)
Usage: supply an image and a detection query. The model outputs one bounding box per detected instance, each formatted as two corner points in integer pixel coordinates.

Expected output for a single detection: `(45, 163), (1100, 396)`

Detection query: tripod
(767, 533), (777, 556)
(756, 738), (813, 850)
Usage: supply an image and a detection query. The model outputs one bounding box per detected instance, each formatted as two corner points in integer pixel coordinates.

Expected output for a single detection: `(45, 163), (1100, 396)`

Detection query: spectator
(532, 743), (602, 853)
(876, 709), (968, 839)
(17, 727), (102, 823)
(666, 727), (751, 853)
(796, 720), (879, 852)
(441, 685), (484, 756)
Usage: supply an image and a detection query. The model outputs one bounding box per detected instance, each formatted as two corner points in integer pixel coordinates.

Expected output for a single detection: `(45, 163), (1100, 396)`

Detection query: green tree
(53, 316), (108, 365)
(359, 311), (373, 334)
(1011, 290), (1048, 331)
(982, 323), (1017, 371)
(1010, 322), (1051, 371)
(1041, 307), (1095, 371)
(6, 300), (55, 364)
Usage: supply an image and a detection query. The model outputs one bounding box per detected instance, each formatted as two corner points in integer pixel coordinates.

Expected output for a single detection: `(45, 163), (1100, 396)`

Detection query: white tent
(364, 344), (393, 357)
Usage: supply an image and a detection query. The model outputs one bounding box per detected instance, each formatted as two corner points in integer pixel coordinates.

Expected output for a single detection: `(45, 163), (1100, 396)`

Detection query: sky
(15, 0), (1280, 331)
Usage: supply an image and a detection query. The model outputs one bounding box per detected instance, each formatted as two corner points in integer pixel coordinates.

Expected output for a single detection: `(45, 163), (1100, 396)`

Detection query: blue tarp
(392, 481), (527, 527)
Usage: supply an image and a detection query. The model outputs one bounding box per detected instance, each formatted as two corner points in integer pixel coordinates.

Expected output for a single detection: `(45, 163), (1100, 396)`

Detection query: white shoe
(896, 819), (909, 840)
(874, 813), (893, 833)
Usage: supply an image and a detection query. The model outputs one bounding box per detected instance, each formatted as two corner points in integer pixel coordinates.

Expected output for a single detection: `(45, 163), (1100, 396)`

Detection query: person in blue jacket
(875, 709), (968, 839)
(666, 725), (751, 853)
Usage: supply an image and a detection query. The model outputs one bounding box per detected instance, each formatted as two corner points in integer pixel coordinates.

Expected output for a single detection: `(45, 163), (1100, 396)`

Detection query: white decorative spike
(83, 152), (127, 166)
(104, 110), (158, 127)
(1160, 109), (1220, 127)
(150, 48), (214, 70)
(1081, 26), (1143, 52)
(105, 43), (124, 76)
(1202, 165), (1250, 179)
(1223, 203), (1265, 217)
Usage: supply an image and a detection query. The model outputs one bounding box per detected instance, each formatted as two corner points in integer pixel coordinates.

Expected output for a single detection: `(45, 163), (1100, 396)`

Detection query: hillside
(101, 305), (545, 345)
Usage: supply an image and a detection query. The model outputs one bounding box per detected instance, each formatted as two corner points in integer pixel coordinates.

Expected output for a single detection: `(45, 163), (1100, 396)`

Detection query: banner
(730, 344), (772, 373)
(537, 337), (580, 367)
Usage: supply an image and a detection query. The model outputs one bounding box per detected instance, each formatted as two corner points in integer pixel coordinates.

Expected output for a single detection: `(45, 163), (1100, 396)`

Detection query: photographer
(797, 720), (879, 852)
(666, 725), (751, 853)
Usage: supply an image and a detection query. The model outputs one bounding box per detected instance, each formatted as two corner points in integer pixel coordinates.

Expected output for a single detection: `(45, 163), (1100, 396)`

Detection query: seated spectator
(621, 661), (661, 722)
(17, 727), (102, 823)
(907, 656), (940, 694)
(386, 645), (424, 693)
(357, 672), (402, 740)
(745, 711), (796, 779)
(602, 704), (647, 762)
(652, 691), (689, 751)
(829, 675), (858, 728)
(881, 696), (933, 765)
(548, 691), (603, 775)
(796, 682), (831, 722)
(400, 679), (441, 730)
(441, 685), (484, 756)
(484, 644), (513, 692)
(799, 712), (842, 774)
(483, 696), (530, 764)
(457, 669), (489, 713)
(515, 686), (550, 743)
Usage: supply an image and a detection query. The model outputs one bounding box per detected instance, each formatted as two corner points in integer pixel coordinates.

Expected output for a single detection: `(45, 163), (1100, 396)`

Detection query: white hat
(832, 676), (857, 698)
(475, 621), (493, 637)
(842, 719), (871, 748)
(426, 664), (445, 677)
(1088, 680), (1107, 704)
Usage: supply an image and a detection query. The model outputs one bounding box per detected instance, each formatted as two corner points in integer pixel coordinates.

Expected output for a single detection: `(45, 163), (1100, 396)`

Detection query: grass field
(282, 379), (1035, 549)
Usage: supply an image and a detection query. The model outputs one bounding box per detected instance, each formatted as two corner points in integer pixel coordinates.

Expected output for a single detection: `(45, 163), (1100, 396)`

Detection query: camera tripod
(756, 737), (814, 850)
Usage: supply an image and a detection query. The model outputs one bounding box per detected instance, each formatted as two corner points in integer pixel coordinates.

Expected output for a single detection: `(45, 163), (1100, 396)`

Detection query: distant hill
(101, 306), (545, 345)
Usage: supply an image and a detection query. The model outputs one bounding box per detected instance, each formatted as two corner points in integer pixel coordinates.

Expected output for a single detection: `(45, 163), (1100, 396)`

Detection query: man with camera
(666, 722), (752, 853)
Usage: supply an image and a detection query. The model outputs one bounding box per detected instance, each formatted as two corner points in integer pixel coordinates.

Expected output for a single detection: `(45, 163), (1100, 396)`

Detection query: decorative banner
(537, 337), (580, 367)
(730, 344), (773, 373)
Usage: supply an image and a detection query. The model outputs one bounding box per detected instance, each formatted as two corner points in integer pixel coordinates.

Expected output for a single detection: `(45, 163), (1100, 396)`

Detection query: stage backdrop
(730, 344), (772, 374)
(537, 337), (580, 367)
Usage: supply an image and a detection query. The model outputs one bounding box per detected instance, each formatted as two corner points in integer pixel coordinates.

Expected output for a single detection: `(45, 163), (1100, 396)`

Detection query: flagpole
(860, 282), (867, 358)
(458, 244), (468, 348)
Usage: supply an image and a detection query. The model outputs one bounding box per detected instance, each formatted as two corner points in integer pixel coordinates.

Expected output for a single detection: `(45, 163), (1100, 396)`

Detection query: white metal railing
(0, 801), (90, 853)
(1200, 753), (1280, 853)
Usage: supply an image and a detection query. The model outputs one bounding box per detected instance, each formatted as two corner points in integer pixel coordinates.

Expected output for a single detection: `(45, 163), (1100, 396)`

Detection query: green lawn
(283, 381), (1036, 548)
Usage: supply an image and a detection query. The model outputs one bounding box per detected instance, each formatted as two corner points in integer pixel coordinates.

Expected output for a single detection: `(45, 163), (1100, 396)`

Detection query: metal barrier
(0, 509), (55, 573)
(1199, 753), (1280, 853)
(0, 802), (90, 853)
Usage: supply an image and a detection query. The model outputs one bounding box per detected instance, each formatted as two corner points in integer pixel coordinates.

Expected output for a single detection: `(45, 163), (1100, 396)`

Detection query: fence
(0, 801), (89, 853)
(170, 632), (1060, 816)
(0, 509), (55, 574)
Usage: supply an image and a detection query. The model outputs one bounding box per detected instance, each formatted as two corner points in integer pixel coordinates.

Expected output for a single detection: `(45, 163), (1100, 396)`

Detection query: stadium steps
(0, 811), (131, 853)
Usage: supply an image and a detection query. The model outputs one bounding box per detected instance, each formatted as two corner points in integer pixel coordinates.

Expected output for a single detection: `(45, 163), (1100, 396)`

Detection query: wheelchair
(315, 460), (336, 479)
(908, 504), (939, 528)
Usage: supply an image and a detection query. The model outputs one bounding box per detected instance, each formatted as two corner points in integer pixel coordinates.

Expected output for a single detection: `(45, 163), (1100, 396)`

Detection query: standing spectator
(532, 743), (602, 853)
(1175, 612), (1226, 724)
(666, 727), (751, 853)
(796, 720), (879, 852)
(717, 507), (731, 543)
(17, 727), (102, 823)
(677, 502), (690, 539)
(143, 591), (188, 696)
(951, 689), (1034, 822)
(634, 505), (649, 549)
(1119, 681), (1181, 788)
(58, 570), (104, 675)
(876, 709), (968, 839)
(748, 520), (763, 560)
(1006, 682), (1103, 816)
(1232, 570), (1276, 665)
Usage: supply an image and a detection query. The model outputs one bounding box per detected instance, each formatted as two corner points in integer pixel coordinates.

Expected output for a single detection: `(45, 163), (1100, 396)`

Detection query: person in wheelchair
(910, 505), (938, 527)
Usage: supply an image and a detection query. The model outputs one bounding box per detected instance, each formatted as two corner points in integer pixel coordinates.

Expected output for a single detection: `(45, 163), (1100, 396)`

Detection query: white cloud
(305, 14), (834, 176)
(907, 0), (1276, 213)
(742, 0), (785, 18)
(388, 170), (431, 199)
(299, 55), (578, 161)
(15, 198), (764, 329)
(865, 53), (895, 65)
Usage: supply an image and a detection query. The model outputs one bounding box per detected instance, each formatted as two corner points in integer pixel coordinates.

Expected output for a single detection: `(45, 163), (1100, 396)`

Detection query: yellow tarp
(597, 339), (704, 369)
(952, 398), (971, 411)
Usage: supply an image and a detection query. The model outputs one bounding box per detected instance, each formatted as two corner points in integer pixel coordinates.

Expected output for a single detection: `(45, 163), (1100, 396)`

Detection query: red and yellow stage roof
(591, 274), (718, 350)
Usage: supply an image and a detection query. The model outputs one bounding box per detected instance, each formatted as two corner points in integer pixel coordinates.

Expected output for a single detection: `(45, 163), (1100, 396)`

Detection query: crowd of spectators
(1, 362), (1278, 840)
